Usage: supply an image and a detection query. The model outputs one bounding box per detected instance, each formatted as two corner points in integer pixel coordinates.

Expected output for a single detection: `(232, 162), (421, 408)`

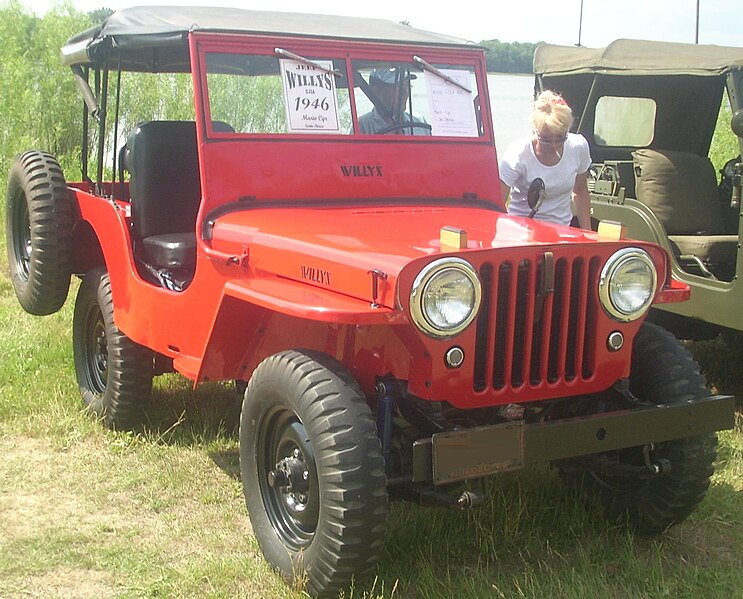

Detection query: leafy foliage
(0, 1), (91, 180)
(208, 71), (287, 133)
(480, 39), (543, 74)
(88, 7), (112, 24)
(710, 99), (740, 173)
(0, 3), (199, 186)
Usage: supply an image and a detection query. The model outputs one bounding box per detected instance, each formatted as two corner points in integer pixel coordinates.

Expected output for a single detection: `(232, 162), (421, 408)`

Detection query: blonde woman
(499, 90), (592, 228)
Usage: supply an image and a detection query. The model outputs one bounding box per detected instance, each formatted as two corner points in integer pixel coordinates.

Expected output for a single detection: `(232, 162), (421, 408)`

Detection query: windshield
(352, 60), (481, 137)
(203, 50), (484, 138)
(205, 53), (352, 134)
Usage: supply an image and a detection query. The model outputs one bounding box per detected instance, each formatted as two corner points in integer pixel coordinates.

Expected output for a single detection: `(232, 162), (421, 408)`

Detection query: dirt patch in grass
(6, 567), (117, 599)
(0, 432), (258, 597)
(1, 435), (140, 585)
(1, 435), (159, 535)
(666, 519), (741, 567)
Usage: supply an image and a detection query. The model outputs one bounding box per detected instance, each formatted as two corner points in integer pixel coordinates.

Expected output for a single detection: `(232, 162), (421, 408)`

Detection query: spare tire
(6, 150), (74, 315)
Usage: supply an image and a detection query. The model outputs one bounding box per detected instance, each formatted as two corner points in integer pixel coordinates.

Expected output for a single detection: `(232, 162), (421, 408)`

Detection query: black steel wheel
(5, 150), (73, 315)
(240, 350), (387, 598)
(73, 268), (153, 430)
(564, 322), (717, 533)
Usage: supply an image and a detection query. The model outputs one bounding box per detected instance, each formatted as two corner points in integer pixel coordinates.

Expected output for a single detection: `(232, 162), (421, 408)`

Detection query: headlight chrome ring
(410, 258), (481, 339)
(599, 248), (657, 322)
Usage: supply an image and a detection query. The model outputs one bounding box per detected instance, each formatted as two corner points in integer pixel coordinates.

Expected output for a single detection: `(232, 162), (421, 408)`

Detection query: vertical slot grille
(473, 254), (599, 393)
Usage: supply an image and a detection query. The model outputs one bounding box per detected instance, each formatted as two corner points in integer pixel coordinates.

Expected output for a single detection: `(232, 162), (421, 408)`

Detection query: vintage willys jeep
(535, 39), (743, 339)
(4, 9), (735, 597)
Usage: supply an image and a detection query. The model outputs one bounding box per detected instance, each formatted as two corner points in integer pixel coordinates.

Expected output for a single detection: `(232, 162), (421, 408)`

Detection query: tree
(480, 39), (543, 74)
(0, 2), (91, 179)
(89, 7), (113, 24)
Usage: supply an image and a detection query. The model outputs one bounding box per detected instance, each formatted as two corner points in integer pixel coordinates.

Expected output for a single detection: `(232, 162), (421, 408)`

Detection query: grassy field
(1, 230), (743, 599)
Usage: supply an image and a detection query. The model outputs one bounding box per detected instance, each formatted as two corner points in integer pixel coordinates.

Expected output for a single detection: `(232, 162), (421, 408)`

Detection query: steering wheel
(374, 122), (433, 135)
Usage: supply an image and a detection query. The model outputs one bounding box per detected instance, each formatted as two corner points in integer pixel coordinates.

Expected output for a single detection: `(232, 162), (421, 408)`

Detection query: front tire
(240, 350), (387, 598)
(72, 268), (153, 430)
(565, 322), (717, 533)
(6, 150), (73, 315)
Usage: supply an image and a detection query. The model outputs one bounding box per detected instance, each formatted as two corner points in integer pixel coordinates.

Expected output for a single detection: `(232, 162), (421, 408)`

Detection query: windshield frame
(191, 33), (493, 142)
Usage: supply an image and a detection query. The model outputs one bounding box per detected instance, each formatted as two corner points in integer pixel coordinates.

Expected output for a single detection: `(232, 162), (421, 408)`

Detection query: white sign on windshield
(426, 70), (478, 137)
(280, 59), (341, 133)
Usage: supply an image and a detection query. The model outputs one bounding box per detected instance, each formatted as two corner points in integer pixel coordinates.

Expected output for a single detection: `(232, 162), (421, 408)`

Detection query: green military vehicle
(534, 39), (743, 339)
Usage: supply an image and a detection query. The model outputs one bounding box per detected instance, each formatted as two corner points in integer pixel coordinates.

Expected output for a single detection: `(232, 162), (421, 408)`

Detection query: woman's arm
(500, 181), (511, 206)
(572, 171), (591, 229)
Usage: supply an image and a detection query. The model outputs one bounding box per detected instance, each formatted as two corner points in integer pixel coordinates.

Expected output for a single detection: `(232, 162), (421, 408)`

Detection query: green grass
(1, 45), (742, 596)
(2, 121), (743, 597)
(1, 233), (743, 598)
(709, 100), (740, 174)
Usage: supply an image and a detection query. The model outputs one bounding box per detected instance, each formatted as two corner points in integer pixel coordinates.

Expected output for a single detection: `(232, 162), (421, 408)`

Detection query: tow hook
(456, 491), (485, 509)
(411, 488), (488, 509)
(643, 444), (671, 475)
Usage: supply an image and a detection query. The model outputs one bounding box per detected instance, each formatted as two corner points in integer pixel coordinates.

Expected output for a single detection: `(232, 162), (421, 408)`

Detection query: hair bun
(532, 90), (573, 134)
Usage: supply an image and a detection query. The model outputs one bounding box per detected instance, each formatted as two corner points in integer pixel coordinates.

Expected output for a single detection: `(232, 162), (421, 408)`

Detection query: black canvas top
(62, 5), (474, 71)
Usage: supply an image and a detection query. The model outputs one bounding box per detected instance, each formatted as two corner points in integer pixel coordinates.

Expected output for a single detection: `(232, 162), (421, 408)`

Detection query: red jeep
(5, 7), (734, 597)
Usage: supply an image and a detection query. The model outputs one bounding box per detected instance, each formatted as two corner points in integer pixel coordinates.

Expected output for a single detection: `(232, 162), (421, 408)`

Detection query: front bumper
(412, 394), (735, 485)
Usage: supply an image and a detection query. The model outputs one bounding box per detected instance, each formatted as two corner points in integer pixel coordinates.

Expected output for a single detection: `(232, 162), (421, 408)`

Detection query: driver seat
(126, 121), (201, 278)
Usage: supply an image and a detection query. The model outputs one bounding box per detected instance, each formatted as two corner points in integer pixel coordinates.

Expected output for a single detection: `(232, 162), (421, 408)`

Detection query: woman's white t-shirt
(499, 133), (591, 225)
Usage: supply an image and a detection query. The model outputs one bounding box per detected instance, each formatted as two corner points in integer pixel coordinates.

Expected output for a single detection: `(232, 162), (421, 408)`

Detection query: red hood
(207, 202), (601, 308)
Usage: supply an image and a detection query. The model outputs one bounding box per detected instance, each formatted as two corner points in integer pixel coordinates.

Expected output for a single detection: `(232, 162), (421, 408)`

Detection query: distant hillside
(480, 40), (543, 74)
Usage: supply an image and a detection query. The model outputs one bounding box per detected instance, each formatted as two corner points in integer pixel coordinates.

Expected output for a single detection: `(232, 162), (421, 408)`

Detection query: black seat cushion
(126, 121), (201, 240)
(142, 233), (197, 272)
(126, 121), (201, 272)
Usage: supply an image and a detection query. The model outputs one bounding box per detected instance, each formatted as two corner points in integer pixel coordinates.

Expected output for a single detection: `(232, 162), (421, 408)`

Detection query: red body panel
(73, 181), (673, 408)
(197, 139), (502, 208)
(68, 31), (684, 409)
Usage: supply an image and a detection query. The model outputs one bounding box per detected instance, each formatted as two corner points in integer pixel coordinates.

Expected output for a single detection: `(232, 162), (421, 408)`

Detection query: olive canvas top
(535, 38), (743, 77)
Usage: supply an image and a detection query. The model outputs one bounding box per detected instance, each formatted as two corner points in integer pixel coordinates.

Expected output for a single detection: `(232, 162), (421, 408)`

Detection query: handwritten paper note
(426, 69), (478, 137)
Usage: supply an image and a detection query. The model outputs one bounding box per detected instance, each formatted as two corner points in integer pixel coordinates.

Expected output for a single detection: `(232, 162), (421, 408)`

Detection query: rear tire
(5, 150), (73, 315)
(240, 350), (387, 598)
(73, 268), (153, 430)
(563, 322), (717, 532)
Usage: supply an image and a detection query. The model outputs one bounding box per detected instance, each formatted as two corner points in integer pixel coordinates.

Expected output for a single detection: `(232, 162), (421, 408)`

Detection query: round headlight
(599, 248), (657, 322)
(410, 258), (481, 338)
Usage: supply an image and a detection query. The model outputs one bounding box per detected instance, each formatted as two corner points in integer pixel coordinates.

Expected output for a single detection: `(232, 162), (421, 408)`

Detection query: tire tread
(241, 349), (387, 597)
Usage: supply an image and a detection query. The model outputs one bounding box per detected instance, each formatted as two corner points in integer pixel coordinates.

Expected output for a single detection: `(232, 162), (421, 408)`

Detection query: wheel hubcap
(12, 194), (32, 280)
(268, 451), (311, 510)
(258, 410), (319, 550)
(268, 454), (310, 493)
(85, 308), (108, 394)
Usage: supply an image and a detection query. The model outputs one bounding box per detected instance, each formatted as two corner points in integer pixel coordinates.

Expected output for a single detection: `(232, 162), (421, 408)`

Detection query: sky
(18, 0), (743, 48)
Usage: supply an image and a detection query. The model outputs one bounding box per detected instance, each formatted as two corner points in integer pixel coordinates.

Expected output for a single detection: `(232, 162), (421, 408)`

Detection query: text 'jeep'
(5, 9), (735, 597)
